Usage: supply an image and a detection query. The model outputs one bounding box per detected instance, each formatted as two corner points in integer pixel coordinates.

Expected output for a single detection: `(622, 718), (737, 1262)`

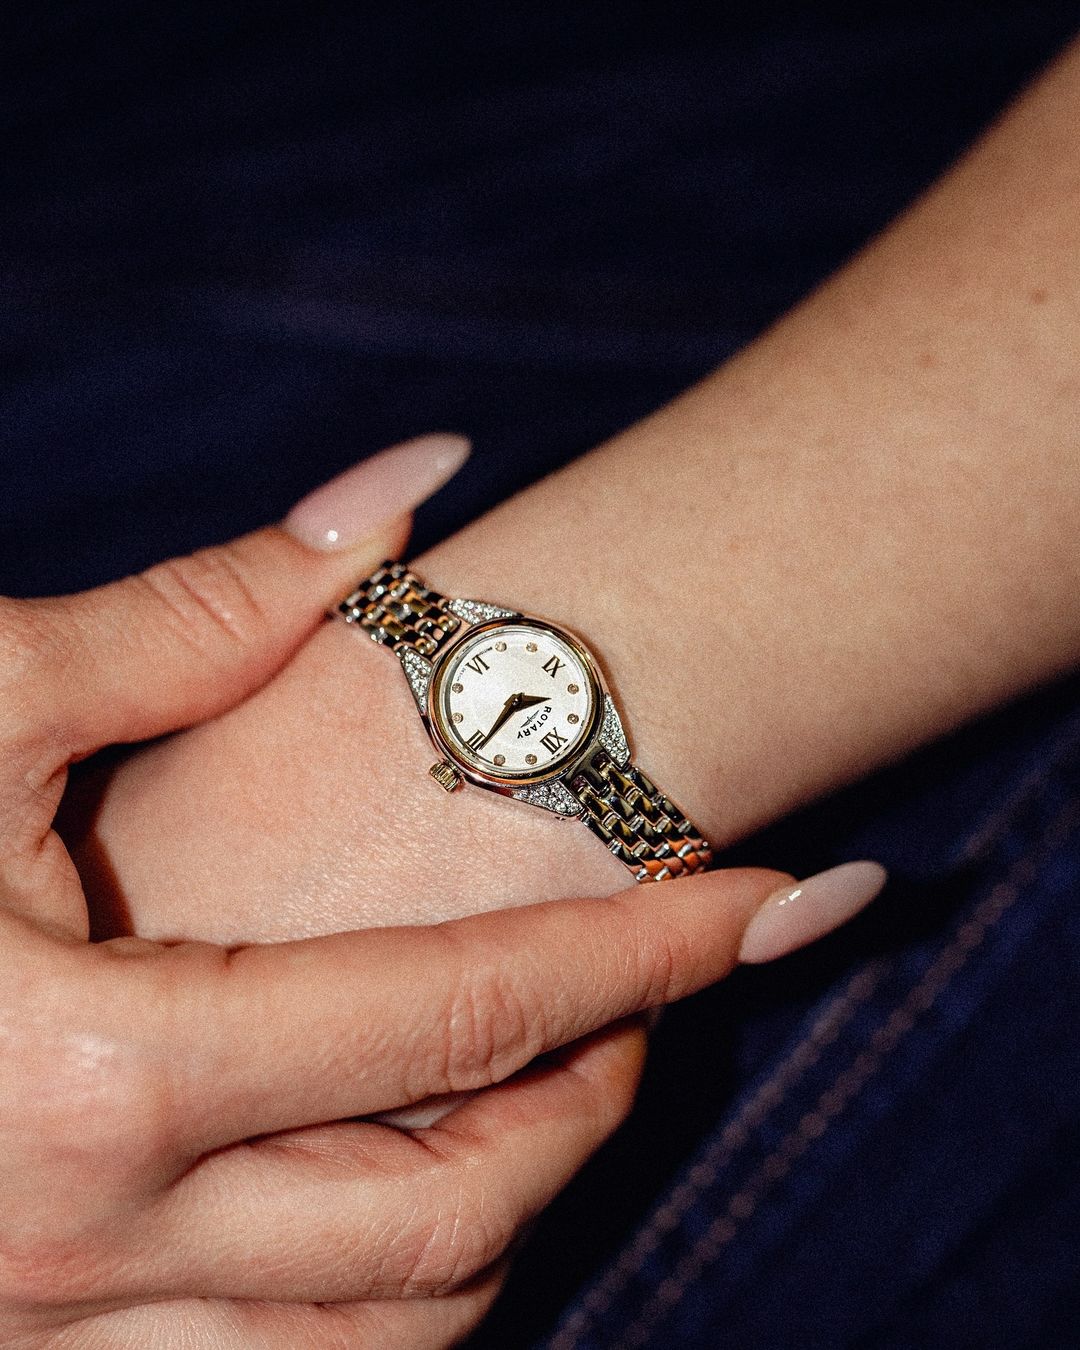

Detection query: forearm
(417, 38), (1080, 846)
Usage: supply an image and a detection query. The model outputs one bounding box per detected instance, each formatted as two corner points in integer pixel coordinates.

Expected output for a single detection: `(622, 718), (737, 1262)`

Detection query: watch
(336, 562), (713, 883)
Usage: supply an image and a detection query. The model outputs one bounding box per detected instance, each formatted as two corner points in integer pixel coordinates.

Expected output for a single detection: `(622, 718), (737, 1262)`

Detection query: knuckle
(0, 1050), (171, 1308)
(565, 1072), (625, 1148)
(617, 904), (689, 1010)
(585, 1032), (649, 1138)
(0, 1231), (118, 1310)
(435, 958), (543, 1094)
(0, 955), (175, 1313)
(395, 1186), (508, 1297)
(574, 893), (687, 1016)
(0, 600), (69, 747)
(42, 1034), (173, 1186)
(1, 980), (176, 1183)
(138, 543), (267, 656)
(642, 929), (681, 1008)
(0, 599), (59, 681)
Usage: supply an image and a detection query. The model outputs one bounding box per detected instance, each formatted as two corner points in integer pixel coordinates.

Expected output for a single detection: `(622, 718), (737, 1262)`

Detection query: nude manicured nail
(738, 861), (887, 965)
(284, 433), (470, 551)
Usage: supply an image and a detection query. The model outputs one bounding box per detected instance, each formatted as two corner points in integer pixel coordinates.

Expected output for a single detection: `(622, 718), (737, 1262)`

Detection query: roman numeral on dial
(465, 654), (490, 675)
(467, 730), (486, 750)
(542, 655), (566, 678)
(540, 729), (569, 754)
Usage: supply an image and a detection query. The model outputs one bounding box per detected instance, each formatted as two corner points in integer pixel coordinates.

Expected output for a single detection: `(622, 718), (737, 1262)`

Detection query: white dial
(432, 622), (599, 780)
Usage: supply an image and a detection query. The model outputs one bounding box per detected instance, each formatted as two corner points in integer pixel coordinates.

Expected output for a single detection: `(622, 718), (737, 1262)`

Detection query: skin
(0, 520), (790, 1346)
(52, 33), (1080, 1346)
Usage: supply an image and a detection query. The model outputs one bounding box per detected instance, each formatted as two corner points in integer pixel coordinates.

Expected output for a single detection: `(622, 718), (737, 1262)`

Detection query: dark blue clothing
(4, 5), (1078, 1345)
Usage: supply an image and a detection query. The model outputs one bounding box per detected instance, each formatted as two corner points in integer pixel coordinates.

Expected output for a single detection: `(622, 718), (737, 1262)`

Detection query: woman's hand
(0, 495), (795, 1347)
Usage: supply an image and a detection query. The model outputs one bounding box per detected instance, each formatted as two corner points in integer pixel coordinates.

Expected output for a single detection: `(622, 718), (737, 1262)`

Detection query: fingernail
(738, 861), (887, 965)
(283, 433), (470, 551)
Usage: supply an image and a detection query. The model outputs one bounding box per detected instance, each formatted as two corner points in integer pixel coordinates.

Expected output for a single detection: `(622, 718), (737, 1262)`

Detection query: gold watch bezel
(425, 616), (606, 791)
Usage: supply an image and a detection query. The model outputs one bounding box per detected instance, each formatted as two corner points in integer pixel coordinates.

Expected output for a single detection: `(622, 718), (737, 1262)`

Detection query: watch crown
(429, 760), (463, 793)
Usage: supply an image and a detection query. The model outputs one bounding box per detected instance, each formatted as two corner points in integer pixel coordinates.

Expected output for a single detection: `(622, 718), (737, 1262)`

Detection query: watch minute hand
(475, 693), (523, 751)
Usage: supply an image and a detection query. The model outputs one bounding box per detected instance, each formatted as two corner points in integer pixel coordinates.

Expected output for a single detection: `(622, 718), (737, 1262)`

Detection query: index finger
(98, 865), (789, 1156)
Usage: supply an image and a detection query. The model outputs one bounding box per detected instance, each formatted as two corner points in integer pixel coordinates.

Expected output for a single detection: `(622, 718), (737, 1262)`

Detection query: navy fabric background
(3, 4), (1079, 1345)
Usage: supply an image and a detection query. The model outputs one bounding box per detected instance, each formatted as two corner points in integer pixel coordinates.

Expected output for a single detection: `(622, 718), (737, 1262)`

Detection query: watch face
(430, 620), (601, 782)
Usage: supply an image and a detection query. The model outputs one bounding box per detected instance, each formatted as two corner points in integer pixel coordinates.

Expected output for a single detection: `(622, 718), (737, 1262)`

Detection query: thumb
(9, 433), (469, 761)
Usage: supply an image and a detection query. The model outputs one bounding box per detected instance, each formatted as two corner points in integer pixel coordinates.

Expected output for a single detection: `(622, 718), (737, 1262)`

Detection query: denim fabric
(4, 5), (1078, 1346)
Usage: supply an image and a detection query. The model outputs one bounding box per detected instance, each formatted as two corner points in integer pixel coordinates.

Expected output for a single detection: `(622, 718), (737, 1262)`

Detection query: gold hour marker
(526, 753), (537, 764)
(568, 683), (579, 694)
(452, 712), (463, 723)
(495, 641), (507, 651)
(452, 682), (463, 693)
(494, 753), (505, 765)
(568, 713), (579, 723)
(526, 642), (538, 652)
